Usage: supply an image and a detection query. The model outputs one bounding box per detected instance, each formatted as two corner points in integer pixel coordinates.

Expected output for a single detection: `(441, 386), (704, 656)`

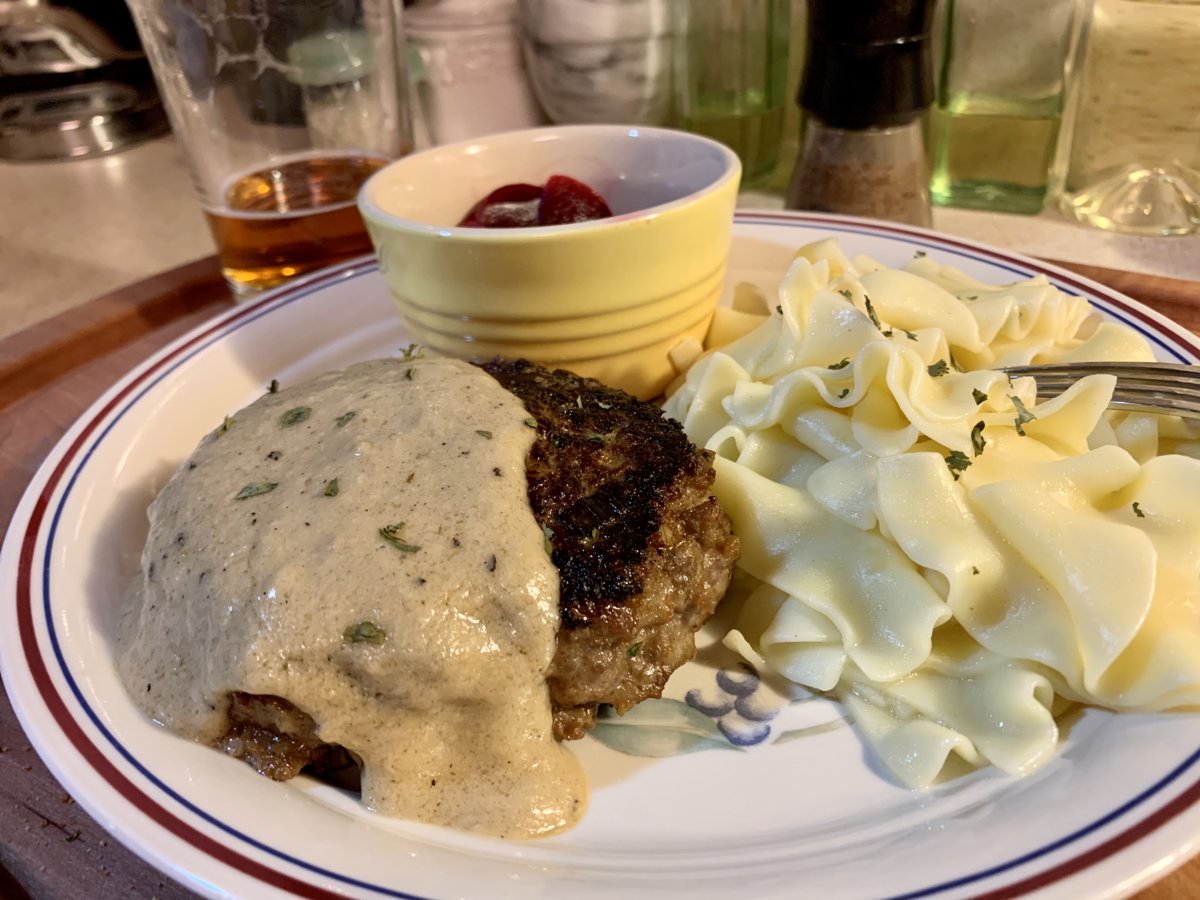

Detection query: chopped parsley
(218, 415), (234, 435)
(399, 343), (424, 361)
(945, 450), (972, 480)
(627, 641), (643, 658)
(927, 359), (950, 377)
(1010, 396), (1038, 435)
(838, 288), (853, 300)
(971, 566), (980, 575)
(828, 357), (852, 370)
(280, 406), (312, 427)
(405, 367), (414, 381)
(970, 421), (986, 457)
(343, 621), (386, 645)
(268, 378), (279, 394)
(904, 330), (918, 341)
(523, 417), (537, 429)
(972, 388), (989, 405)
(864, 295), (884, 331)
(914, 250), (927, 258)
(1133, 501), (1146, 518)
(235, 481), (277, 500)
(379, 522), (420, 553)
(323, 478), (339, 497)
(838, 388), (850, 399)
(475, 429), (493, 440)
(776, 304), (783, 315)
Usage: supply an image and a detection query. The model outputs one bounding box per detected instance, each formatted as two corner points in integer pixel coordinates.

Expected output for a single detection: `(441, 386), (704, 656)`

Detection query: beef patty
(483, 359), (740, 739)
(220, 358), (739, 778)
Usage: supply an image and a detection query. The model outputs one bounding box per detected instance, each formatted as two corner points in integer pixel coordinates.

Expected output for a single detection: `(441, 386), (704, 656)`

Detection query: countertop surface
(2, 135), (1200, 343)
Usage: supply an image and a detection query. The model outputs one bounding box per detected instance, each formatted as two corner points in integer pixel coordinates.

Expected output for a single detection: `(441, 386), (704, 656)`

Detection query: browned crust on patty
(481, 359), (740, 739)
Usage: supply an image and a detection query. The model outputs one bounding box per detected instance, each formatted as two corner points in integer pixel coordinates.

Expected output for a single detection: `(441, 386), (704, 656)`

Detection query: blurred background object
(518, 0), (672, 126)
(1056, 0), (1200, 235)
(785, 0), (934, 225)
(407, 0), (544, 145)
(671, 0), (789, 186)
(929, 0), (1084, 215)
(125, 0), (414, 297)
(0, 0), (168, 160)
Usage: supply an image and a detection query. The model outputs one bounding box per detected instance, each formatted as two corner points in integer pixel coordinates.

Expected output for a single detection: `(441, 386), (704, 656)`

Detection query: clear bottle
(672, 0), (791, 187)
(1056, 0), (1200, 235)
(785, 0), (934, 226)
(929, 0), (1085, 215)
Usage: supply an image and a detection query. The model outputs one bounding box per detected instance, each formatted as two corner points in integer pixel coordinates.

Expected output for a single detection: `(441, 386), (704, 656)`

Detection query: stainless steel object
(0, 0), (168, 160)
(1003, 361), (1200, 419)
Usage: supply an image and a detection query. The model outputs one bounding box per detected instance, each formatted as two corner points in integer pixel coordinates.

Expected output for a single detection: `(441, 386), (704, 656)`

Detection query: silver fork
(1001, 361), (1200, 420)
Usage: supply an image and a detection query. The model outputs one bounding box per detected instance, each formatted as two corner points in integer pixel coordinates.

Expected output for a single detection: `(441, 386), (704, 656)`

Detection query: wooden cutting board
(0, 255), (1198, 900)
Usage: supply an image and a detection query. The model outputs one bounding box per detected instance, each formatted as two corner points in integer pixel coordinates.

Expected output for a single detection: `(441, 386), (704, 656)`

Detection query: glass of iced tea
(126, 0), (413, 296)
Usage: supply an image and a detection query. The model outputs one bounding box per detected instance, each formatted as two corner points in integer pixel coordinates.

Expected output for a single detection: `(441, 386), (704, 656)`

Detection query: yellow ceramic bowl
(357, 125), (741, 399)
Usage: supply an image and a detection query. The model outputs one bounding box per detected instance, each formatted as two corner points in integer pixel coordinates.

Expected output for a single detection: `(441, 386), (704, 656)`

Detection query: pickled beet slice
(458, 182), (543, 228)
(537, 174), (613, 225)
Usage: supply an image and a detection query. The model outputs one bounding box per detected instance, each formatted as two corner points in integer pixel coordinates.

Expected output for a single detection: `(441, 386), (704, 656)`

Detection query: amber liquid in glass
(204, 154), (391, 295)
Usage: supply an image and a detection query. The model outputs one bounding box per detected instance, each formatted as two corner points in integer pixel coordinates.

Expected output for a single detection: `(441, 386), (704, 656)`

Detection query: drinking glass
(125, 0), (414, 295)
(672, 0), (790, 186)
(1055, 0), (1200, 235)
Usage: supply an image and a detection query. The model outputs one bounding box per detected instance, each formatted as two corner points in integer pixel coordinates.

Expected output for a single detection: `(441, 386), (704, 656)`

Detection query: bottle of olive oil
(929, 0), (1084, 215)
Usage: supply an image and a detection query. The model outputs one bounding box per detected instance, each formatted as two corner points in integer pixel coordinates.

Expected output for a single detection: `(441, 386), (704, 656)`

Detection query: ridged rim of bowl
(357, 124), (742, 239)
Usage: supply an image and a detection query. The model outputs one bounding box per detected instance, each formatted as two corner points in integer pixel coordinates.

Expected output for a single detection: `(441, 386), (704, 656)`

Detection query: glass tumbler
(125, 0), (414, 295)
(672, 0), (790, 186)
(1056, 0), (1200, 235)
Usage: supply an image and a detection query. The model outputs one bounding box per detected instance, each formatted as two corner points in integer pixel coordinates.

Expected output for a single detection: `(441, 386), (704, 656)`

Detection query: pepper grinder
(785, 0), (934, 226)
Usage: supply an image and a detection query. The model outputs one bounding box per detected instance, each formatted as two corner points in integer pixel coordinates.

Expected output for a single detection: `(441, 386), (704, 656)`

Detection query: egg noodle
(664, 238), (1200, 788)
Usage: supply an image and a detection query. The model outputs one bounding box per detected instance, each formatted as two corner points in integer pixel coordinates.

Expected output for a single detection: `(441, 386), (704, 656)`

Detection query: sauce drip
(116, 357), (586, 837)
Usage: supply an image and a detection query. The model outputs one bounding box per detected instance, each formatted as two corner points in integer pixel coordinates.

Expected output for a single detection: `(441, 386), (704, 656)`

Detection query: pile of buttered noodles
(665, 239), (1200, 788)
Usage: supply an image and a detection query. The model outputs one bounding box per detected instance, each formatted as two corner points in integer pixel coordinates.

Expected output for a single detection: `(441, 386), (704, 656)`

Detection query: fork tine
(1001, 361), (1200, 420)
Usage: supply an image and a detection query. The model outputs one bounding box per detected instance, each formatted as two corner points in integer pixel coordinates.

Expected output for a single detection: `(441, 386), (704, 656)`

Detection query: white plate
(4, 212), (1200, 900)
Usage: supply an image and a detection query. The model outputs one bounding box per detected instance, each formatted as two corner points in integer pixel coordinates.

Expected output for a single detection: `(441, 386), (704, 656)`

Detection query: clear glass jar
(672, 0), (791, 186)
(1055, 0), (1200, 235)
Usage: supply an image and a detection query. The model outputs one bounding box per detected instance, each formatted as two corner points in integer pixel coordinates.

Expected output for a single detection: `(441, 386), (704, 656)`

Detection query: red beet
(538, 174), (614, 225)
(457, 175), (613, 228)
(458, 182), (543, 228)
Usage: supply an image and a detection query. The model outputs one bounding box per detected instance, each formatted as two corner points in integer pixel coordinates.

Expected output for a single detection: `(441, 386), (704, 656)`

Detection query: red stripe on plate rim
(11, 221), (1200, 898)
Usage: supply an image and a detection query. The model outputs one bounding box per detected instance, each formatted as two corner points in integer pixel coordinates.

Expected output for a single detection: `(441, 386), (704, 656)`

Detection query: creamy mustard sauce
(116, 357), (586, 837)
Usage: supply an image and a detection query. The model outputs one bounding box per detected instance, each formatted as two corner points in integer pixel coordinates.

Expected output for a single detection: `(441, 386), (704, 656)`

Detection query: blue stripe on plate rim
(28, 213), (1200, 899)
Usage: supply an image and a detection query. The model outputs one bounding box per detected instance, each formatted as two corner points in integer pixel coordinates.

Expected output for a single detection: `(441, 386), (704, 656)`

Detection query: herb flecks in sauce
(235, 482), (278, 500)
(828, 358), (851, 370)
(268, 379), (279, 394)
(972, 388), (989, 405)
(343, 621), (386, 644)
(927, 359), (950, 378)
(1133, 501), (1146, 518)
(116, 358), (585, 838)
(476, 430), (493, 440)
(335, 411), (356, 428)
(280, 406), (312, 427)
(627, 641), (643, 658)
(324, 478), (340, 497)
(379, 522), (420, 553)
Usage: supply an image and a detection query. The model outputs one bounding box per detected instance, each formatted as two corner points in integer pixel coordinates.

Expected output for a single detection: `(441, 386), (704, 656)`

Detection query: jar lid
(799, 0), (933, 129)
